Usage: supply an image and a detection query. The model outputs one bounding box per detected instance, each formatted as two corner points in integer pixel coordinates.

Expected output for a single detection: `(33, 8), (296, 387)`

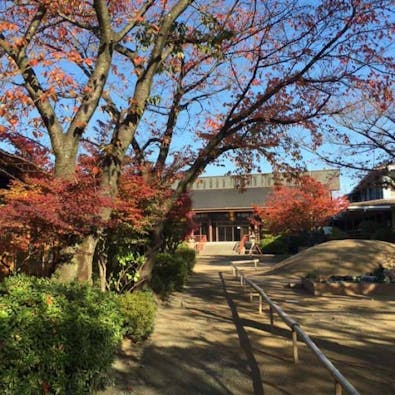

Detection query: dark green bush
(259, 234), (288, 254)
(151, 253), (188, 297)
(358, 220), (381, 237)
(0, 275), (124, 394)
(118, 290), (157, 342)
(175, 246), (196, 274)
(285, 233), (309, 253)
(306, 230), (327, 246)
(259, 232), (326, 254)
(371, 227), (395, 242)
(327, 227), (348, 240)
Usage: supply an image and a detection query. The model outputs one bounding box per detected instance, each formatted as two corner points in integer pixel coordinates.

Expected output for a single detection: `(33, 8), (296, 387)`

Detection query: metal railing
(230, 260), (360, 395)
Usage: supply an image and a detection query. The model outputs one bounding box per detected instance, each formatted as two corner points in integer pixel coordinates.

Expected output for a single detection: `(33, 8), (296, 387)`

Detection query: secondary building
(343, 164), (395, 233)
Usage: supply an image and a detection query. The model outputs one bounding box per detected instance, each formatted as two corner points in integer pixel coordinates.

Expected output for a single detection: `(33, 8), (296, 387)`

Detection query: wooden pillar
(335, 381), (342, 395)
(269, 306), (274, 330)
(292, 329), (299, 364)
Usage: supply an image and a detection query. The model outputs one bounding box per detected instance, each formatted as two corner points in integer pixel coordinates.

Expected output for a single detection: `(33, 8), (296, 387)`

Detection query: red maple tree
(0, 1), (393, 282)
(254, 176), (349, 235)
(0, 158), (164, 276)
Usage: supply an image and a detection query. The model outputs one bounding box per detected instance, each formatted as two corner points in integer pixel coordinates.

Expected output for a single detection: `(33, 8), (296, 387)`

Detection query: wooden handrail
(230, 262), (360, 395)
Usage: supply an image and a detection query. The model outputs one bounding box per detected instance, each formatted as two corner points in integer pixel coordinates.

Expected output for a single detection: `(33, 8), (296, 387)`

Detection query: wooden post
(259, 294), (263, 314)
(232, 266), (236, 278)
(269, 305), (274, 330)
(292, 329), (299, 364)
(335, 381), (342, 395)
(249, 292), (253, 302)
(240, 274), (244, 287)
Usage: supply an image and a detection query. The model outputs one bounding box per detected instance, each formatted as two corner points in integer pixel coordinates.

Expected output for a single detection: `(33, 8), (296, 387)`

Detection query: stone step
(199, 241), (240, 256)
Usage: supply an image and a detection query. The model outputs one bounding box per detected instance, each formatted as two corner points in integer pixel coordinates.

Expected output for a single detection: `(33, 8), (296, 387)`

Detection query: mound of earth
(265, 239), (395, 279)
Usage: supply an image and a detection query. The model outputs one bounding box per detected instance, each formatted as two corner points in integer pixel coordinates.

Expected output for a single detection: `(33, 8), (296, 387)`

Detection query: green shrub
(118, 290), (157, 342)
(175, 246), (196, 274)
(371, 227), (395, 242)
(306, 230), (327, 246)
(106, 251), (145, 293)
(327, 227), (348, 240)
(151, 253), (188, 297)
(358, 220), (381, 236)
(0, 275), (124, 394)
(259, 234), (288, 254)
(285, 233), (309, 253)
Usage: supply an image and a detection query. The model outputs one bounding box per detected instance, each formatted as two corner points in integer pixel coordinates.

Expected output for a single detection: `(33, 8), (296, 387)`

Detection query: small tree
(254, 176), (349, 235)
(0, 161), (164, 282)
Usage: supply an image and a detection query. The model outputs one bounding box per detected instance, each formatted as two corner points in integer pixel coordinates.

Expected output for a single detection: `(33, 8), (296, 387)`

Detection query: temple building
(189, 170), (340, 242)
(0, 149), (41, 188)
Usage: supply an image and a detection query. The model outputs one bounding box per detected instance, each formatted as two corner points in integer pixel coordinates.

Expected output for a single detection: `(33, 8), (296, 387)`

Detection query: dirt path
(102, 254), (395, 395)
(102, 255), (266, 395)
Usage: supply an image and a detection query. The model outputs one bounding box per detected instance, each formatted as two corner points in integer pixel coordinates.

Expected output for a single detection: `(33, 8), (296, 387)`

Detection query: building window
(374, 188), (383, 200)
(212, 212), (229, 221)
(236, 212), (251, 220)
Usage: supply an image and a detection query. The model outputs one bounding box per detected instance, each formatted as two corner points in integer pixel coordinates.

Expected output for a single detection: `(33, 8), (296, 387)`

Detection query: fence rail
(230, 260), (360, 395)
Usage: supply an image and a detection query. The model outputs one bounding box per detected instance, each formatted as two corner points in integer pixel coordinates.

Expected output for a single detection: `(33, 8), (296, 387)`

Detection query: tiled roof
(0, 149), (42, 188)
(191, 169), (340, 191)
(190, 187), (272, 210)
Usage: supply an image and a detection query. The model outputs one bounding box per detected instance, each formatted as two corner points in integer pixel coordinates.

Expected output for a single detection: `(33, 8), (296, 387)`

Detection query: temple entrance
(216, 225), (248, 241)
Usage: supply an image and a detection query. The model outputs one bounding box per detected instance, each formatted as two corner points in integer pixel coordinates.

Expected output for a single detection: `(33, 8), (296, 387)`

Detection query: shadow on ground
(101, 255), (395, 395)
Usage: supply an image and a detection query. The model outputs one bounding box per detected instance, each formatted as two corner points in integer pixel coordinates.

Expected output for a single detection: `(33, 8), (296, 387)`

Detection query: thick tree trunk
(98, 255), (107, 292)
(76, 235), (98, 284)
(52, 148), (82, 283)
(53, 236), (99, 284)
(52, 147), (101, 284)
(54, 148), (78, 179)
(63, 164), (119, 284)
(54, 234), (100, 284)
(138, 222), (165, 285)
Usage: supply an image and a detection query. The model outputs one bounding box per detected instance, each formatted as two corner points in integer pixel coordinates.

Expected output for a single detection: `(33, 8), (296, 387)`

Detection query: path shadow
(219, 272), (265, 395)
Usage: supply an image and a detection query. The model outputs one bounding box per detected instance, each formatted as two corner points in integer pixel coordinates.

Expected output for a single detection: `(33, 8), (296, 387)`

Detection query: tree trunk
(54, 143), (79, 179)
(98, 253), (107, 292)
(138, 222), (165, 286)
(51, 147), (82, 283)
(53, 236), (98, 284)
(62, 164), (118, 284)
(75, 234), (98, 284)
